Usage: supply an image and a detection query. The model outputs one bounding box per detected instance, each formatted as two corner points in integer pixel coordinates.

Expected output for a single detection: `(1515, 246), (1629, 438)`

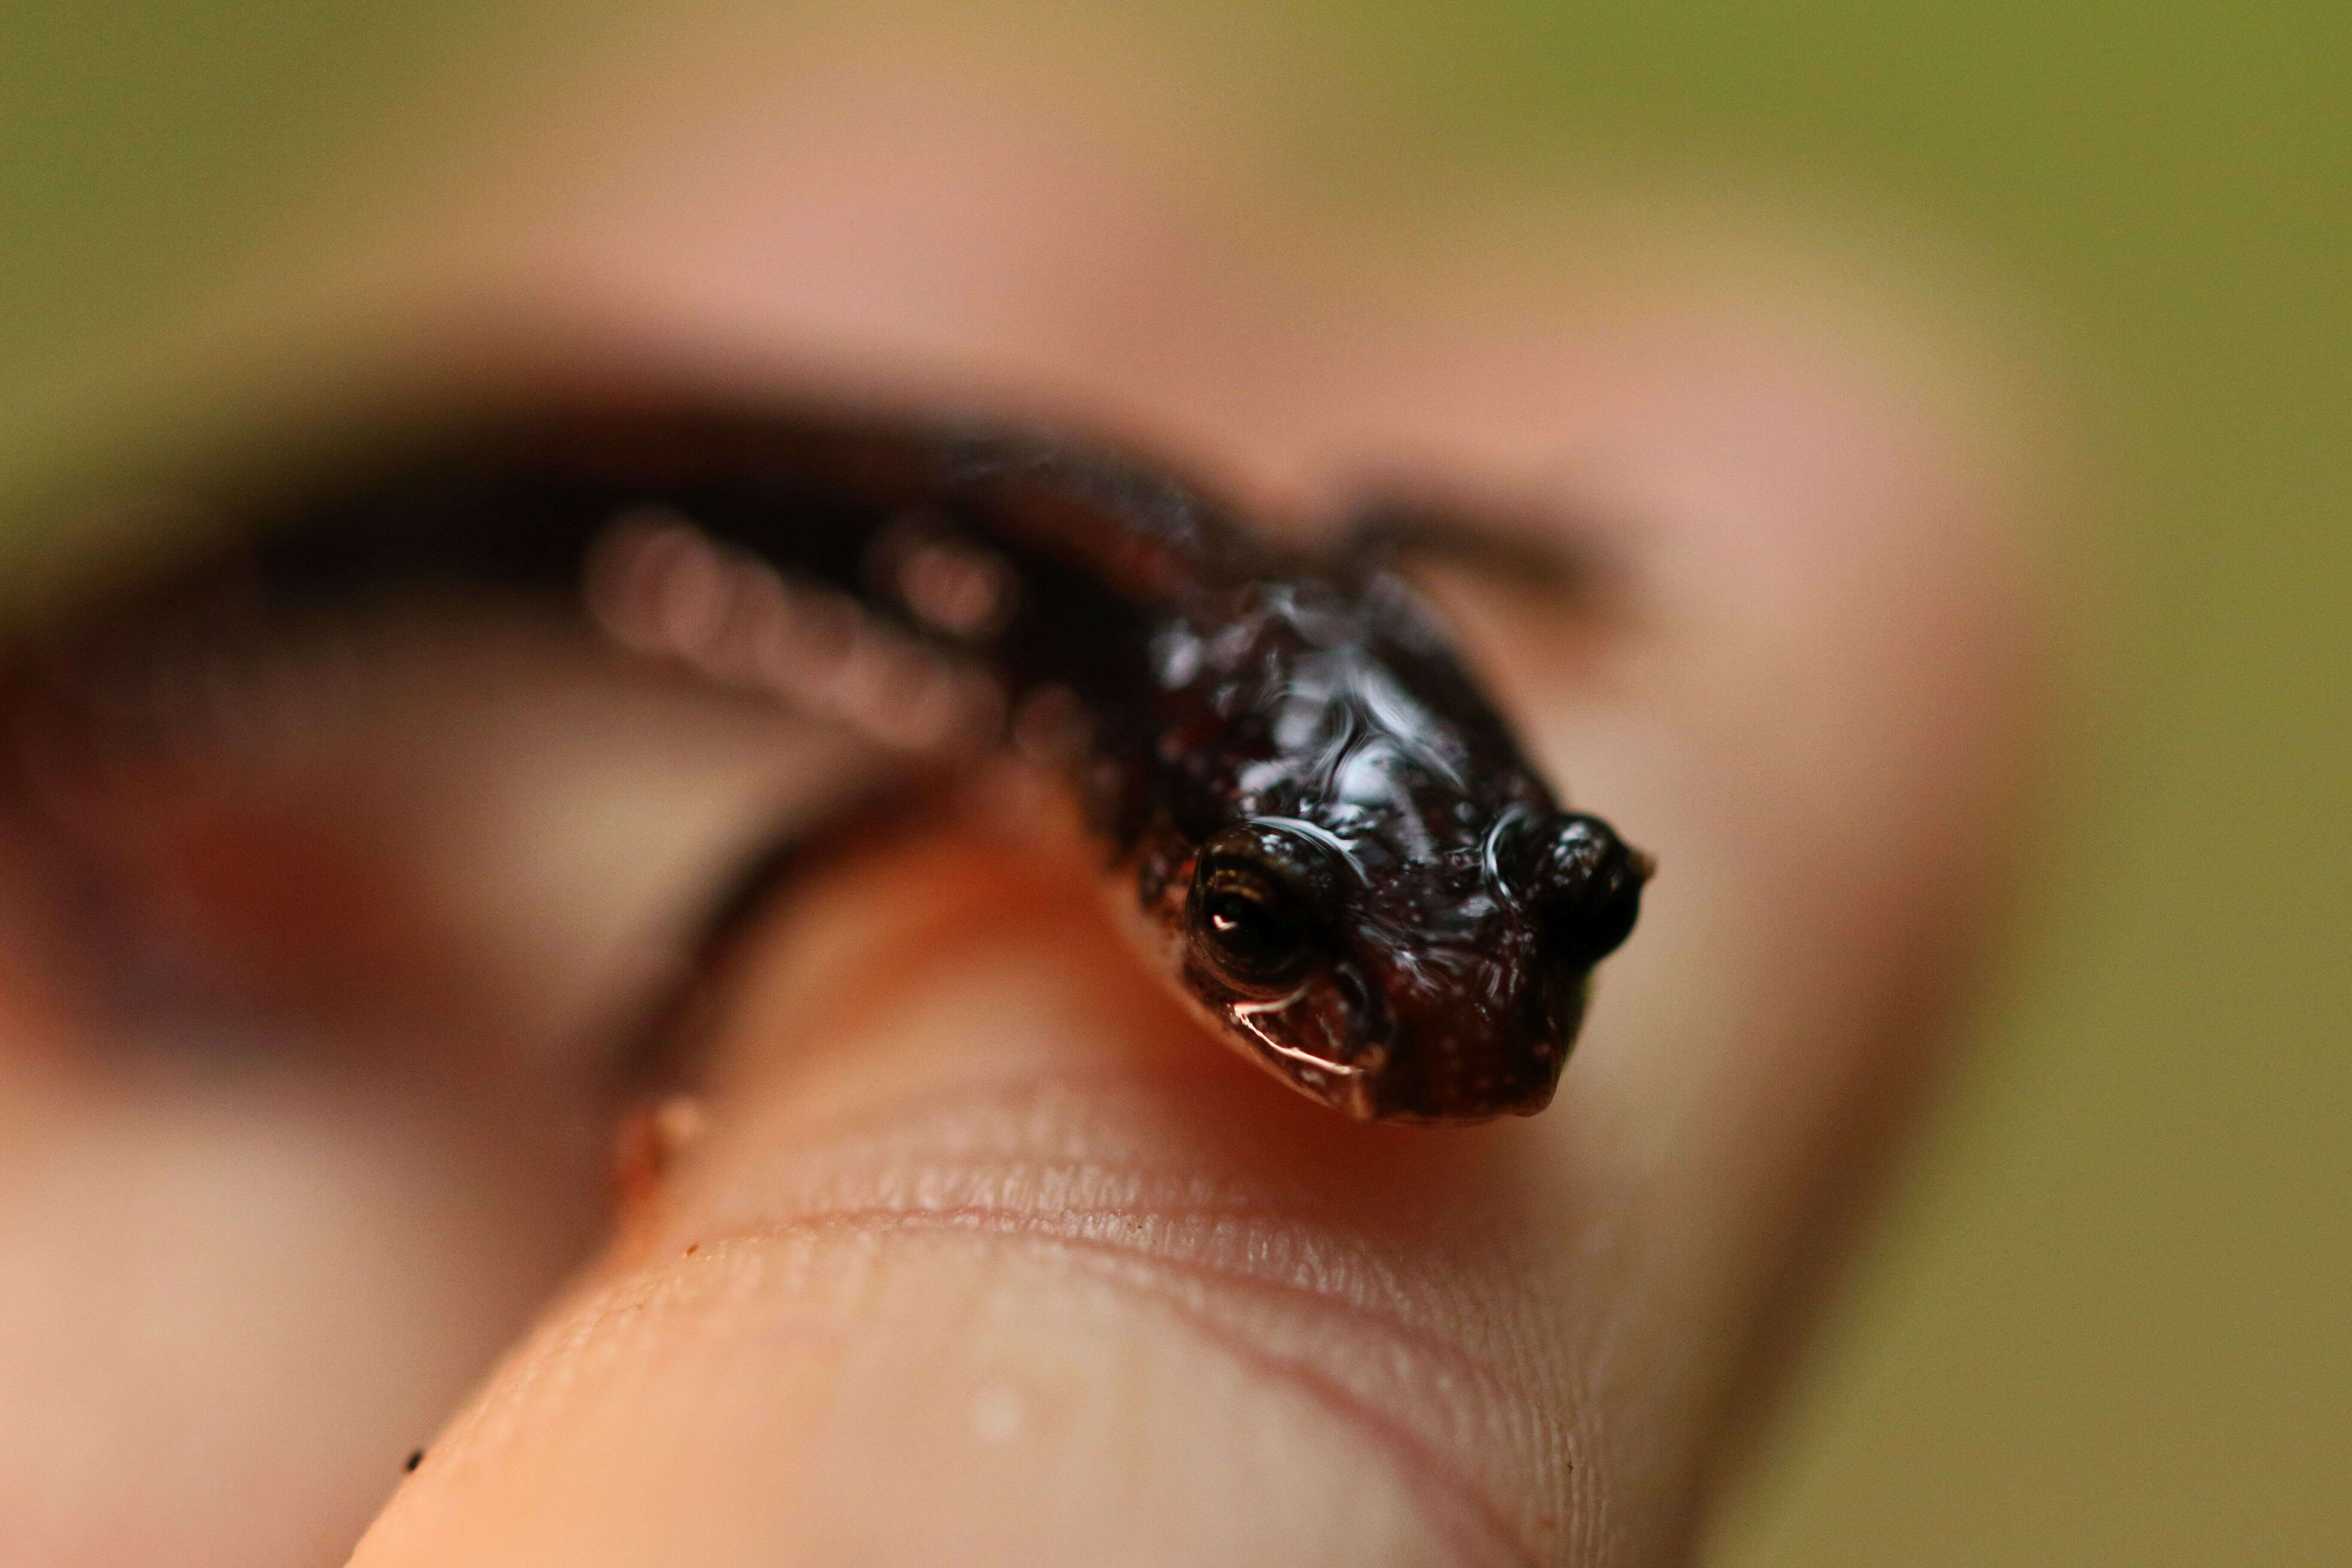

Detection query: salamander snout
(1344, 810), (1653, 1123)
(1173, 811), (1651, 1125)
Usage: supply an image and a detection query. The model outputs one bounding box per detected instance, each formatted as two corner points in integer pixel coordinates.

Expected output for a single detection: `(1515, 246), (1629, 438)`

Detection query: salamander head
(1166, 806), (1650, 1122)
(1111, 573), (1649, 1123)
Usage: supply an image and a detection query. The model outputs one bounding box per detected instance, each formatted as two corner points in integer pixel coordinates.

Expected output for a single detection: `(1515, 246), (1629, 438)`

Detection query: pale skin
(0, 17), (2048, 1567)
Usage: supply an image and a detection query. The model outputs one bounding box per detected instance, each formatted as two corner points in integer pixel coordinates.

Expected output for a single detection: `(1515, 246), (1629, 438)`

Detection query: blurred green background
(2, 3), (2343, 1562)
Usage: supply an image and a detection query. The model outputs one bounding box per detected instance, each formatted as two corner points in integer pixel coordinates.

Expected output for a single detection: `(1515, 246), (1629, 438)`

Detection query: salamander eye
(1187, 823), (1340, 992)
(1196, 865), (1316, 985)
(1527, 812), (1653, 967)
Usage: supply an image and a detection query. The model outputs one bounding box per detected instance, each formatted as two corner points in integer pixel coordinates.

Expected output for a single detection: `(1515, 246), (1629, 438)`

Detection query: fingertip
(353, 830), (1593, 1566)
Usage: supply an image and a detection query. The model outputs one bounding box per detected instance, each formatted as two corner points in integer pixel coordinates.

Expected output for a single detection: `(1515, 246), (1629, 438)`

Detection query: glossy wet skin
(1111, 569), (1650, 1122)
(18, 401), (1648, 1124)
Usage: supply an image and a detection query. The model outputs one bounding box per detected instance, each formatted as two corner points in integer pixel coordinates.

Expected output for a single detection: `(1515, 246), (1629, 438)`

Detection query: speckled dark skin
(48, 400), (1650, 1124)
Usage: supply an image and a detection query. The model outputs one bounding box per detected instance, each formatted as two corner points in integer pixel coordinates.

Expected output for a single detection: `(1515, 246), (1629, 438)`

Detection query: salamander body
(24, 401), (1650, 1124)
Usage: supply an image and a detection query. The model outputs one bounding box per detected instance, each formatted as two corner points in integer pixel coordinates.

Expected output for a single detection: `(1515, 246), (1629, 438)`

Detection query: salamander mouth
(1219, 983), (1386, 1119)
(1211, 983), (1564, 1125)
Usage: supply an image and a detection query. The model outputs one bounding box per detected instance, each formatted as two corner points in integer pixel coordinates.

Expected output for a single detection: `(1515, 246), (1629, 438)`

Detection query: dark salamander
(27, 400), (1650, 1125)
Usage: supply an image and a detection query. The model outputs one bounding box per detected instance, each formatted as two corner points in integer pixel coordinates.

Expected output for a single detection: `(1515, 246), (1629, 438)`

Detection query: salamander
(12, 397), (1650, 1124)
